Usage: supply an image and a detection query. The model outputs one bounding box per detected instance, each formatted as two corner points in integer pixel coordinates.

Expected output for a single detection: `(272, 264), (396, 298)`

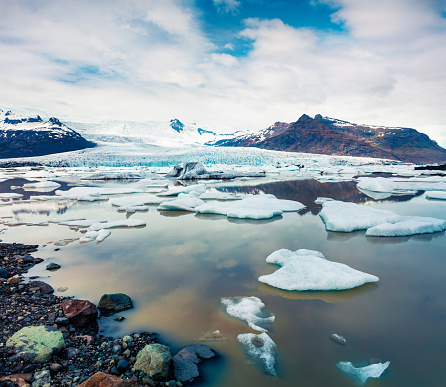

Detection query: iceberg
(356, 177), (396, 193)
(320, 200), (446, 236)
(89, 219), (146, 231)
(365, 217), (446, 237)
(196, 194), (305, 220)
(158, 193), (205, 212)
(237, 332), (277, 376)
(22, 181), (61, 191)
(258, 249), (379, 291)
(337, 361), (390, 384)
(221, 296), (275, 332)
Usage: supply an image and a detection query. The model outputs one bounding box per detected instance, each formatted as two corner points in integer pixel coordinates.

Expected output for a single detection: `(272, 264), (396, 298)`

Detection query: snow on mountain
(68, 118), (236, 147)
(0, 109), (95, 159)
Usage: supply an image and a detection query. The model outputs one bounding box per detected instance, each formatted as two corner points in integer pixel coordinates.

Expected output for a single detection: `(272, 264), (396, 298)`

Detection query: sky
(0, 0), (446, 145)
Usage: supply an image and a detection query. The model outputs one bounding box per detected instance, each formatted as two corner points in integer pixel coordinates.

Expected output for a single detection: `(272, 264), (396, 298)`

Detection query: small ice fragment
(221, 296), (275, 332)
(365, 217), (446, 237)
(330, 333), (347, 345)
(237, 332), (277, 376)
(89, 219), (146, 231)
(96, 229), (111, 242)
(337, 361), (390, 384)
(0, 193), (23, 199)
(426, 192), (446, 200)
(157, 184), (207, 197)
(23, 181), (61, 190)
(195, 330), (227, 341)
(258, 249), (379, 291)
(158, 194), (205, 212)
(315, 197), (334, 204)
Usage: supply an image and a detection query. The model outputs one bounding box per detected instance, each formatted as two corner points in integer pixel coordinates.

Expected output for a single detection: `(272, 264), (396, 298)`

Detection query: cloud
(213, 0), (242, 15)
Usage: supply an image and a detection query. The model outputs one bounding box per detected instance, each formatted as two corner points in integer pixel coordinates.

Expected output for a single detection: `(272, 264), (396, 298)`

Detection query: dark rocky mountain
(0, 109), (95, 159)
(211, 114), (446, 164)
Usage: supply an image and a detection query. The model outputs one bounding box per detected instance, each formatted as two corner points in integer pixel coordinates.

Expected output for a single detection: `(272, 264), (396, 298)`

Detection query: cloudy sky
(1, 0), (446, 144)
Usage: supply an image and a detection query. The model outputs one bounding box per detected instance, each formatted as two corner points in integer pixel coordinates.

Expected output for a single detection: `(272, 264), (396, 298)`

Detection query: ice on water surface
(158, 192), (205, 212)
(237, 332), (277, 376)
(89, 219), (146, 231)
(426, 192), (446, 200)
(221, 296), (275, 332)
(258, 249), (379, 291)
(320, 200), (446, 236)
(337, 361), (390, 384)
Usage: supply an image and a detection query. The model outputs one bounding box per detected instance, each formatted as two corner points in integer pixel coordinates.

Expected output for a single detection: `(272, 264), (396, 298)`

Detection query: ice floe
(157, 184), (207, 197)
(56, 186), (144, 198)
(320, 200), (446, 236)
(111, 197), (168, 207)
(22, 181), (61, 192)
(196, 194), (305, 220)
(199, 192), (250, 201)
(89, 219), (146, 231)
(426, 192), (446, 200)
(158, 193), (205, 212)
(79, 229), (111, 243)
(80, 172), (142, 180)
(336, 361), (390, 384)
(59, 220), (106, 228)
(0, 193), (23, 199)
(117, 205), (149, 213)
(221, 296), (275, 332)
(258, 249), (379, 291)
(237, 332), (277, 376)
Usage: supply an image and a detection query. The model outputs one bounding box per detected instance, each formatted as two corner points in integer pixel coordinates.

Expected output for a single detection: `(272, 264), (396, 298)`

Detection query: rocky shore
(0, 243), (215, 387)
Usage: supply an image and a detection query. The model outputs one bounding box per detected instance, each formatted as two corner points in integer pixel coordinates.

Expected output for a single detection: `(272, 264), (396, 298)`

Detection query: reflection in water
(258, 282), (379, 303)
(365, 230), (445, 245)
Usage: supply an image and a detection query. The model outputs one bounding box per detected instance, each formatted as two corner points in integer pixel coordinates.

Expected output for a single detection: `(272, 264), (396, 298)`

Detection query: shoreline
(0, 242), (213, 387)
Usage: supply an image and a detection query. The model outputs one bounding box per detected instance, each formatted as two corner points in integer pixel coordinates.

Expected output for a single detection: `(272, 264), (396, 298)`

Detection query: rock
(77, 371), (144, 386)
(61, 299), (98, 328)
(46, 262), (61, 271)
(330, 333), (347, 345)
(0, 267), (9, 278)
(0, 373), (32, 386)
(98, 293), (133, 316)
(113, 344), (122, 355)
(66, 347), (81, 359)
(78, 334), (94, 345)
(58, 327), (70, 339)
(133, 344), (172, 381)
(115, 316), (125, 322)
(28, 281), (54, 294)
(116, 358), (129, 373)
(172, 344), (215, 382)
(6, 325), (65, 362)
(32, 370), (51, 387)
(49, 363), (63, 373)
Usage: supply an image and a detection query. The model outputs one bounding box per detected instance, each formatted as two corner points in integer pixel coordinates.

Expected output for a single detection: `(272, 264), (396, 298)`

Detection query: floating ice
(356, 177), (396, 193)
(157, 184), (207, 197)
(81, 172), (142, 180)
(199, 192), (250, 200)
(426, 192), (446, 200)
(330, 333), (347, 345)
(111, 197), (168, 207)
(258, 249), (379, 291)
(237, 332), (277, 376)
(117, 205), (149, 213)
(337, 361), (390, 384)
(22, 181), (61, 192)
(196, 194), (305, 220)
(320, 201), (401, 232)
(146, 180), (169, 188)
(320, 200), (446, 236)
(0, 193), (23, 199)
(60, 220), (105, 228)
(80, 229), (111, 243)
(76, 195), (109, 202)
(221, 296), (275, 332)
(159, 193), (205, 212)
(56, 186), (144, 198)
(365, 217), (446, 237)
(89, 219), (146, 231)
(315, 197), (334, 204)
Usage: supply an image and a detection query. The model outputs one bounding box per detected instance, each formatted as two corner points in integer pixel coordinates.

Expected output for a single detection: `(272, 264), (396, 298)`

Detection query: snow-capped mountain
(0, 109), (95, 159)
(211, 114), (446, 164)
(68, 118), (235, 147)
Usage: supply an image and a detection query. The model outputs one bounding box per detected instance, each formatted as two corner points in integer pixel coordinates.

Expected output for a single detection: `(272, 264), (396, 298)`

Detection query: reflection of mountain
(218, 179), (423, 215)
(0, 177), (72, 200)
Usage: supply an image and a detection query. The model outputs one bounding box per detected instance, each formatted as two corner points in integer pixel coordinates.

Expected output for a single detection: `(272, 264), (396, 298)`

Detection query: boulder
(77, 371), (144, 387)
(0, 373), (32, 386)
(173, 344), (215, 382)
(32, 370), (51, 386)
(46, 262), (61, 271)
(28, 281), (54, 294)
(98, 293), (133, 317)
(133, 344), (172, 381)
(0, 267), (9, 278)
(6, 326), (65, 363)
(61, 299), (98, 328)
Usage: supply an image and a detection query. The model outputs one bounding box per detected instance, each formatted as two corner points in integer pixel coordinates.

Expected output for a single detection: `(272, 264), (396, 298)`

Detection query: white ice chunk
(0, 193), (23, 199)
(76, 195), (109, 202)
(22, 181), (61, 189)
(365, 217), (446, 237)
(337, 361), (390, 384)
(111, 197), (170, 206)
(56, 186), (144, 198)
(157, 184), (206, 197)
(237, 332), (277, 376)
(320, 201), (402, 232)
(196, 195), (305, 220)
(158, 193), (205, 212)
(199, 192), (250, 201)
(426, 192), (446, 200)
(89, 219), (146, 231)
(79, 231), (99, 243)
(96, 229), (111, 242)
(221, 296), (275, 332)
(117, 205), (149, 213)
(315, 197), (334, 204)
(146, 180), (169, 188)
(356, 177), (396, 193)
(258, 249), (379, 291)
(60, 220), (105, 228)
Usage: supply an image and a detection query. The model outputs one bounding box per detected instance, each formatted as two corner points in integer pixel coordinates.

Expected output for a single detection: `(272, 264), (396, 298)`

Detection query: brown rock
(28, 280), (54, 294)
(77, 372), (144, 387)
(0, 373), (32, 386)
(7, 277), (21, 284)
(78, 334), (95, 345)
(61, 299), (98, 328)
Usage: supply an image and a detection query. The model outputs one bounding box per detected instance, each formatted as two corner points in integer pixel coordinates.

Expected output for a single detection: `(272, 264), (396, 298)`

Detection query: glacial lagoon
(1, 176), (445, 386)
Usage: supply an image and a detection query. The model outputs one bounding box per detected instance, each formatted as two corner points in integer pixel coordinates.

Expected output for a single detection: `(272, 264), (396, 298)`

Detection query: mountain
(68, 118), (234, 147)
(210, 114), (446, 164)
(0, 109), (95, 159)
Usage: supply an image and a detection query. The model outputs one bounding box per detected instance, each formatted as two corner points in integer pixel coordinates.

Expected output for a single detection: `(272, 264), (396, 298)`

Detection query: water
(1, 178), (445, 386)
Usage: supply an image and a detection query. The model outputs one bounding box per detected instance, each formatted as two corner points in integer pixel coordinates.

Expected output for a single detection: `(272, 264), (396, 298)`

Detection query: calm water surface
(1, 179), (445, 386)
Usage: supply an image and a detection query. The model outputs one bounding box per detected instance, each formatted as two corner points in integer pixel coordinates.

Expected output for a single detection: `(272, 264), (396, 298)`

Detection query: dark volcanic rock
(214, 114), (446, 164)
(28, 281), (54, 294)
(61, 299), (98, 328)
(98, 293), (133, 316)
(173, 344), (215, 382)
